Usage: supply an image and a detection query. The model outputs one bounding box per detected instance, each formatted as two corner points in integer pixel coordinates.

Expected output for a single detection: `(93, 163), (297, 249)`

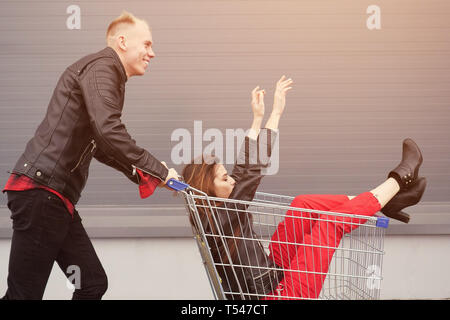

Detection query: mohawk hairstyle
(106, 11), (148, 44)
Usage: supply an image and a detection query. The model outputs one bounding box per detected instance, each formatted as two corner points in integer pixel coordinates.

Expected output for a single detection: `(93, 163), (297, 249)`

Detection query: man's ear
(117, 35), (127, 51)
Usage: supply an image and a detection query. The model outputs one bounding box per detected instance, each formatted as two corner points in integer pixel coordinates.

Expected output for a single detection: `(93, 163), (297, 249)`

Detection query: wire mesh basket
(168, 179), (389, 300)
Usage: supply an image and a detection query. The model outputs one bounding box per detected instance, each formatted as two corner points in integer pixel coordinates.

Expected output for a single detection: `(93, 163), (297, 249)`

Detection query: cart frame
(168, 179), (389, 300)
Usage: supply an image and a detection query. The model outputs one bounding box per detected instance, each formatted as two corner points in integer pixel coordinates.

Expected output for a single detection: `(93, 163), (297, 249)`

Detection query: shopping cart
(167, 179), (389, 300)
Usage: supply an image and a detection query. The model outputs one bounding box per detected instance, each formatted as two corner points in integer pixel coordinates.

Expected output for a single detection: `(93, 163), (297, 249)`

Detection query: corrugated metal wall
(1, 0), (449, 236)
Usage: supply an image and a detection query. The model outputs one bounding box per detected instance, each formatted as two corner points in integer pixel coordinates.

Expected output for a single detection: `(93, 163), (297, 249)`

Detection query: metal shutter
(1, 1), (449, 237)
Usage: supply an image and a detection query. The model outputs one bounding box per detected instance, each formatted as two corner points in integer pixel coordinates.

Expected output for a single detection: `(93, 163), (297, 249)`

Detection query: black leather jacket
(205, 128), (284, 300)
(10, 47), (168, 205)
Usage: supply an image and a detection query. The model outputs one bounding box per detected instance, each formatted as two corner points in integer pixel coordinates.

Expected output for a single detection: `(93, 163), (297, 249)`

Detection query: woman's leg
(320, 178), (400, 234)
(269, 194), (350, 269)
(268, 179), (400, 299)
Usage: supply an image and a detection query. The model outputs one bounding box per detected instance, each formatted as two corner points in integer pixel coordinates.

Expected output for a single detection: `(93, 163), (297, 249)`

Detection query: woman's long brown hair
(182, 156), (242, 265)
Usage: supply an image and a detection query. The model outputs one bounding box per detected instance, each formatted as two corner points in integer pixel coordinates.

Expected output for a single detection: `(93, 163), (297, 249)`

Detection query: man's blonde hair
(106, 11), (149, 45)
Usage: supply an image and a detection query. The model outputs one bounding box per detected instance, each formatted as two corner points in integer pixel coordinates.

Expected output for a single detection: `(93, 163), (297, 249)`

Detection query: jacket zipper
(70, 139), (96, 173)
(131, 164), (162, 181)
(69, 141), (162, 182)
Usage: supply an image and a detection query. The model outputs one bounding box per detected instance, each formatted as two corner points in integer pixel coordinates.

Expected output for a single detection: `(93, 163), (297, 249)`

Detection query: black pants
(2, 189), (108, 300)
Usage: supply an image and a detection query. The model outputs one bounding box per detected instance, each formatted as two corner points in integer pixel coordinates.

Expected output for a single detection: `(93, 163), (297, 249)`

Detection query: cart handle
(167, 178), (190, 191)
(375, 216), (389, 229)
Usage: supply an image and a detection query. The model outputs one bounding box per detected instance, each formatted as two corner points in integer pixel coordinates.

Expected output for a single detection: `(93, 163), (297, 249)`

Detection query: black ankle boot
(388, 138), (423, 190)
(381, 177), (427, 223)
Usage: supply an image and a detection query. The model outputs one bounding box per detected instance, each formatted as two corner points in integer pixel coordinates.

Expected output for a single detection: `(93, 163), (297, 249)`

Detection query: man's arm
(78, 59), (172, 184)
(93, 146), (139, 184)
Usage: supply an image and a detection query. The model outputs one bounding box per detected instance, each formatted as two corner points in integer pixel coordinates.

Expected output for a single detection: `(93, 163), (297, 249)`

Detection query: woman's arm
(229, 77), (293, 202)
(230, 85), (265, 182)
(264, 75), (293, 131)
(230, 86), (266, 183)
(248, 86), (265, 140)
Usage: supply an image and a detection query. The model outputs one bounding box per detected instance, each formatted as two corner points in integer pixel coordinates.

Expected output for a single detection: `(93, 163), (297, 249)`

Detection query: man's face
(122, 21), (155, 77)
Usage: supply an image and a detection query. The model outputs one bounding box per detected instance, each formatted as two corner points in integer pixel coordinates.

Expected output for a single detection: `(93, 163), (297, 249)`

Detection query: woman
(182, 76), (427, 300)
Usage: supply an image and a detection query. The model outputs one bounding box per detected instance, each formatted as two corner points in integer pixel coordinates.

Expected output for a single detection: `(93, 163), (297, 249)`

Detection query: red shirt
(2, 170), (160, 217)
(2, 173), (75, 216)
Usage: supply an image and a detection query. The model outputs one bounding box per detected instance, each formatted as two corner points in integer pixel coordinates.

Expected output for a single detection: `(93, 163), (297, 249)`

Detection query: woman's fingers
(277, 79), (293, 92)
(252, 86), (266, 106)
(277, 75), (293, 87)
(256, 90), (265, 104)
(251, 87), (257, 100)
(277, 75), (286, 85)
(251, 86), (260, 101)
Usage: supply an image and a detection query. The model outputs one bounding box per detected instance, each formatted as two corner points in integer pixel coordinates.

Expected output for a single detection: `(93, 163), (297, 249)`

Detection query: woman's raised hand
(273, 75), (293, 116)
(251, 86), (265, 119)
(263, 76), (292, 131)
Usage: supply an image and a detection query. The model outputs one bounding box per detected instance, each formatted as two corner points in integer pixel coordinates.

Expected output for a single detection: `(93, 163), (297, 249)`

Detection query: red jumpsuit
(264, 192), (381, 300)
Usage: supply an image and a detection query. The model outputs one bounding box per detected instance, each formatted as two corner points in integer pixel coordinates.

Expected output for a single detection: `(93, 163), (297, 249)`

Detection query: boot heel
(382, 210), (410, 224)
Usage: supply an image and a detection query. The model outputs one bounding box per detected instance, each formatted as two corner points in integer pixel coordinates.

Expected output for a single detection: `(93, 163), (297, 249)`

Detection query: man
(1, 11), (179, 299)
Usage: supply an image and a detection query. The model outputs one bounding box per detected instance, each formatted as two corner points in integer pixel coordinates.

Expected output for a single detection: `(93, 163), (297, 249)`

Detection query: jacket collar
(104, 46), (128, 83)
